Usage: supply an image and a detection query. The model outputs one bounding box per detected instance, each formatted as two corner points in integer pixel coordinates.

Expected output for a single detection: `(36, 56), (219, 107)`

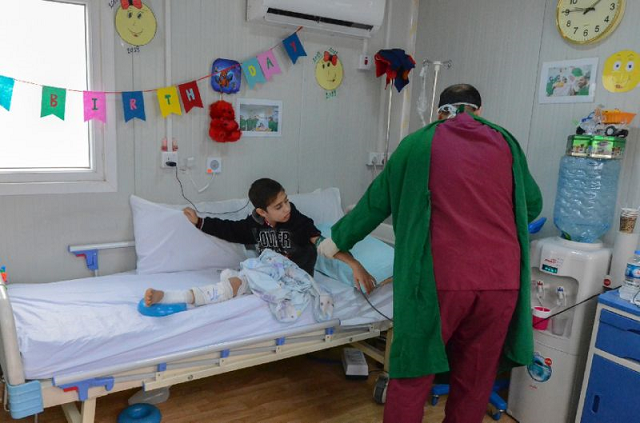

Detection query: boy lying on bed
(144, 178), (375, 318)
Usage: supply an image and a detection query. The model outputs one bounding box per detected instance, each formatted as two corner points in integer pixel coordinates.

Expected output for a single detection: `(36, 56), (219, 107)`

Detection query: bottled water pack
(553, 156), (621, 243)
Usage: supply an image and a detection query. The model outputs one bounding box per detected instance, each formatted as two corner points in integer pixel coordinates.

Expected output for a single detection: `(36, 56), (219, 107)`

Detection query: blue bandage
(137, 299), (187, 317)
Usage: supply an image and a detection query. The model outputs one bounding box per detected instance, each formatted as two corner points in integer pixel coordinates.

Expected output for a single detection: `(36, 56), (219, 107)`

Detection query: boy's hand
(351, 262), (376, 295)
(183, 207), (199, 225)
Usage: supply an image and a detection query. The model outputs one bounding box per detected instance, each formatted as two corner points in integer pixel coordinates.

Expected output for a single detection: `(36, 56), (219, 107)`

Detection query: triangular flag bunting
(282, 32), (307, 64)
(122, 91), (146, 122)
(0, 75), (15, 111)
(257, 50), (282, 80)
(41, 86), (67, 120)
(83, 91), (107, 123)
(241, 58), (267, 89)
(178, 81), (203, 113)
(157, 86), (182, 118)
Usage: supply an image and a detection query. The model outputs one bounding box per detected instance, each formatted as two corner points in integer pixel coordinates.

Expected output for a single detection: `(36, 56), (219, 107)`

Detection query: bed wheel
(373, 373), (389, 404)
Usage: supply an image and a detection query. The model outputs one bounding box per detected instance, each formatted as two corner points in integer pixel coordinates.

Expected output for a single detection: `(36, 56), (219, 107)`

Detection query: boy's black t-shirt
(200, 203), (321, 275)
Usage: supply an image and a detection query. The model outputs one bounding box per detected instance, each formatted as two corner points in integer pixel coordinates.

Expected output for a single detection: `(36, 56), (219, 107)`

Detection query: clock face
(556, 0), (625, 44)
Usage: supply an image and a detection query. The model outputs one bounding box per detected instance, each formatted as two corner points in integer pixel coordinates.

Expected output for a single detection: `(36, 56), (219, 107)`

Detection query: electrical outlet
(358, 54), (372, 71)
(206, 157), (222, 174)
(161, 151), (178, 168)
(367, 152), (385, 166)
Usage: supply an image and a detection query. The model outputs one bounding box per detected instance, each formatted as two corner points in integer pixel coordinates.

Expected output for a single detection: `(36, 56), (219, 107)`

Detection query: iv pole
(417, 59), (452, 125)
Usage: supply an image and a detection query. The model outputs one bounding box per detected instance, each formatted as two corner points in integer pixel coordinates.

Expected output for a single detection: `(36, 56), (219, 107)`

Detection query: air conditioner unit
(247, 0), (386, 39)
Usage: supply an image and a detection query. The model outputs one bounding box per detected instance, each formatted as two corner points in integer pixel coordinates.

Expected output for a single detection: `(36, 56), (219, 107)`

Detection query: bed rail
(68, 241), (135, 276)
(0, 283), (25, 386)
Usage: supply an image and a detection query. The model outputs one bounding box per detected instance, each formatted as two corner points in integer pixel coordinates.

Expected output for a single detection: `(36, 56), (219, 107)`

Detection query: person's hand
(351, 262), (376, 295)
(183, 207), (199, 225)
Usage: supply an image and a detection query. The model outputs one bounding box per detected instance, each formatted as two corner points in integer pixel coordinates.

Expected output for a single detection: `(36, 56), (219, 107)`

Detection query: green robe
(331, 114), (543, 378)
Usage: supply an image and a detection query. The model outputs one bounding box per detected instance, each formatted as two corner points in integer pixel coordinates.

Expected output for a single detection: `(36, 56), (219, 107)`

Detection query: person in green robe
(319, 84), (542, 422)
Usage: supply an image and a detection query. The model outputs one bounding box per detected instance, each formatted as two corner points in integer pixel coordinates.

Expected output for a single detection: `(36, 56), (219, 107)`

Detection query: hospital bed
(0, 231), (394, 422)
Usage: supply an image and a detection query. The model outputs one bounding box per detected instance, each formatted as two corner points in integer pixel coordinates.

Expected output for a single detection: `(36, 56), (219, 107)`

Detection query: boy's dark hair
(248, 178), (284, 210)
(438, 84), (482, 108)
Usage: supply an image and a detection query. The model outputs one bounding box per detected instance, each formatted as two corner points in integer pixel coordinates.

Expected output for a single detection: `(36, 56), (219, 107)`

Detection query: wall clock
(556, 0), (625, 45)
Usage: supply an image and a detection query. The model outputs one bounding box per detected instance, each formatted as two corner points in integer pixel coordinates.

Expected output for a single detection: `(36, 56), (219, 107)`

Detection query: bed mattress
(7, 269), (392, 380)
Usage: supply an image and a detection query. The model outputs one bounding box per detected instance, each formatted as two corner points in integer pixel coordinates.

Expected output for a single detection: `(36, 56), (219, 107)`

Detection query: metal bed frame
(0, 236), (393, 422)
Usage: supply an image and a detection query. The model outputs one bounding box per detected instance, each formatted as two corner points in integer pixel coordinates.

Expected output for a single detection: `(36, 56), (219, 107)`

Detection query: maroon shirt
(429, 113), (520, 291)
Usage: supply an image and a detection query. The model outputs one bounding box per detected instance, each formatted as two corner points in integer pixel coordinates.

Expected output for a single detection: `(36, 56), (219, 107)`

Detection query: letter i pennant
(83, 91), (106, 123)
(41, 86), (67, 120)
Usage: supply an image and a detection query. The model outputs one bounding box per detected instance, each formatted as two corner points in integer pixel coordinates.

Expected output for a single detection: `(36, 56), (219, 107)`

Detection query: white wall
(1, 0), (390, 283)
(412, 0), (640, 242)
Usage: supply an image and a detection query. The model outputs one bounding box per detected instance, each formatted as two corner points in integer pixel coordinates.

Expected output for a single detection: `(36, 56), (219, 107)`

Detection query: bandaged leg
(155, 270), (249, 307)
(191, 270), (249, 306)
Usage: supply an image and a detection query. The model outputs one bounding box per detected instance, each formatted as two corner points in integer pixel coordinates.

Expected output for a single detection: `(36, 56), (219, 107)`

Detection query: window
(0, 0), (116, 195)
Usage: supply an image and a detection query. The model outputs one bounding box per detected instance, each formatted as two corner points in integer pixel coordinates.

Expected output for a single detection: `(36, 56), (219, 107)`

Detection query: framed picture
(236, 98), (282, 137)
(539, 58), (599, 104)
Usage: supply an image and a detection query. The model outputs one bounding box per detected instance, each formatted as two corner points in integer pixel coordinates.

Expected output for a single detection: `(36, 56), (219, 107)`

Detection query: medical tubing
(172, 166), (250, 216)
(358, 288), (393, 322)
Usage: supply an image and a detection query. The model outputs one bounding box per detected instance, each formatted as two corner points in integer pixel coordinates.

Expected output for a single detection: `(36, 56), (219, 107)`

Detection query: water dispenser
(508, 237), (611, 423)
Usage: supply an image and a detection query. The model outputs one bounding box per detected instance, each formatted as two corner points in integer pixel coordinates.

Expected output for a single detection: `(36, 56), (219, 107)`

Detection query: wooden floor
(1, 349), (517, 422)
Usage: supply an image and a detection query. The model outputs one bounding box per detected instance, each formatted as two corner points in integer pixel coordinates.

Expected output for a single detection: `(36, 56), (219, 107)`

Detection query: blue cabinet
(576, 291), (640, 423)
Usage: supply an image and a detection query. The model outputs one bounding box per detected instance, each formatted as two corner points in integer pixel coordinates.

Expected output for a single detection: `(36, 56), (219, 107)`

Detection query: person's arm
(311, 235), (376, 294)
(183, 207), (256, 244)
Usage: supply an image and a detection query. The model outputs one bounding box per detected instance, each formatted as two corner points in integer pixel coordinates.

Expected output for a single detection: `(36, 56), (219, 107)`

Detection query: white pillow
(192, 187), (344, 224)
(288, 188), (344, 224)
(130, 195), (247, 274)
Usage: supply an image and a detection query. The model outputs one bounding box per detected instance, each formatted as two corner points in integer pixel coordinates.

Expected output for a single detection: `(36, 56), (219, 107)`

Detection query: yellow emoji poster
(115, 0), (157, 47)
(602, 50), (640, 93)
(313, 49), (343, 99)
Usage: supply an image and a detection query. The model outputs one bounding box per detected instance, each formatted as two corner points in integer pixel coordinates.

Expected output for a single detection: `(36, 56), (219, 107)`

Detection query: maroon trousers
(383, 290), (519, 423)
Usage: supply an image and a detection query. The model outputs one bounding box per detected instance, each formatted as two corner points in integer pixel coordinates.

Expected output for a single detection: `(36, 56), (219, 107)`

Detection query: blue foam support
(220, 349), (230, 358)
(57, 377), (114, 402)
(157, 363), (167, 372)
(118, 403), (162, 423)
(70, 249), (99, 271)
(7, 381), (43, 419)
(325, 327), (334, 335)
(137, 299), (187, 317)
(276, 337), (286, 346)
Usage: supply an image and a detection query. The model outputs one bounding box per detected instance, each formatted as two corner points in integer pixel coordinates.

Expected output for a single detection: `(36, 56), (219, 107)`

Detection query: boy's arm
(183, 207), (256, 244)
(310, 235), (376, 294)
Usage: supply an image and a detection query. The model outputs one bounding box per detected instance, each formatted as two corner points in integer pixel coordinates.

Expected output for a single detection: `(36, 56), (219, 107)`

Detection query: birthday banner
(0, 29), (306, 123)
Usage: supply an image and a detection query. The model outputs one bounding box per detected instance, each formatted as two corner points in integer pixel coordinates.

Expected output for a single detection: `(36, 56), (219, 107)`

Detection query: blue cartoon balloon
(211, 58), (241, 94)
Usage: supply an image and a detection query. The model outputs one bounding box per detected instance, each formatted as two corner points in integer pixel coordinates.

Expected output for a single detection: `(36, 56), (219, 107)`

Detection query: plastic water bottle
(620, 250), (640, 302)
(553, 156), (621, 243)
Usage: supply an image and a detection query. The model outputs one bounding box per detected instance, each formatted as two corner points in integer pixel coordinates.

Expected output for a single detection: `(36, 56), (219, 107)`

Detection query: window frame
(0, 0), (117, 195)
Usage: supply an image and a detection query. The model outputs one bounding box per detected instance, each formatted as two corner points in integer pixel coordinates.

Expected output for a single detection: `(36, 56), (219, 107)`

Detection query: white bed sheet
(7, 269), (392, 380)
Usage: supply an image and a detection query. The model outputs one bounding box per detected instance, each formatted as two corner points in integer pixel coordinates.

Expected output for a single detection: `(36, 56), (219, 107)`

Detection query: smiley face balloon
(115, 0), (157, 47)
(602, 50), (640, 93)
(315, 51), (343, 91)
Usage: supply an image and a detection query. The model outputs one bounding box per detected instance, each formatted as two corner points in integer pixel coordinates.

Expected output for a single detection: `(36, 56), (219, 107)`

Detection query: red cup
(532, 306), (552, 331)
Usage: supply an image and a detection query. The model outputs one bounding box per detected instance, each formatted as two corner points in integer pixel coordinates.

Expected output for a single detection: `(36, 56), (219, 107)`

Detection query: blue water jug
(553, 156), (621, 243)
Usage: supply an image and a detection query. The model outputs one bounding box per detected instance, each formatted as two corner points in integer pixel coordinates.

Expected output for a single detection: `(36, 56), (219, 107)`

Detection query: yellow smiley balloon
(315, 52), (344, 91)
(602, 50), (640, 93)
(115, 1), (157, 47)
